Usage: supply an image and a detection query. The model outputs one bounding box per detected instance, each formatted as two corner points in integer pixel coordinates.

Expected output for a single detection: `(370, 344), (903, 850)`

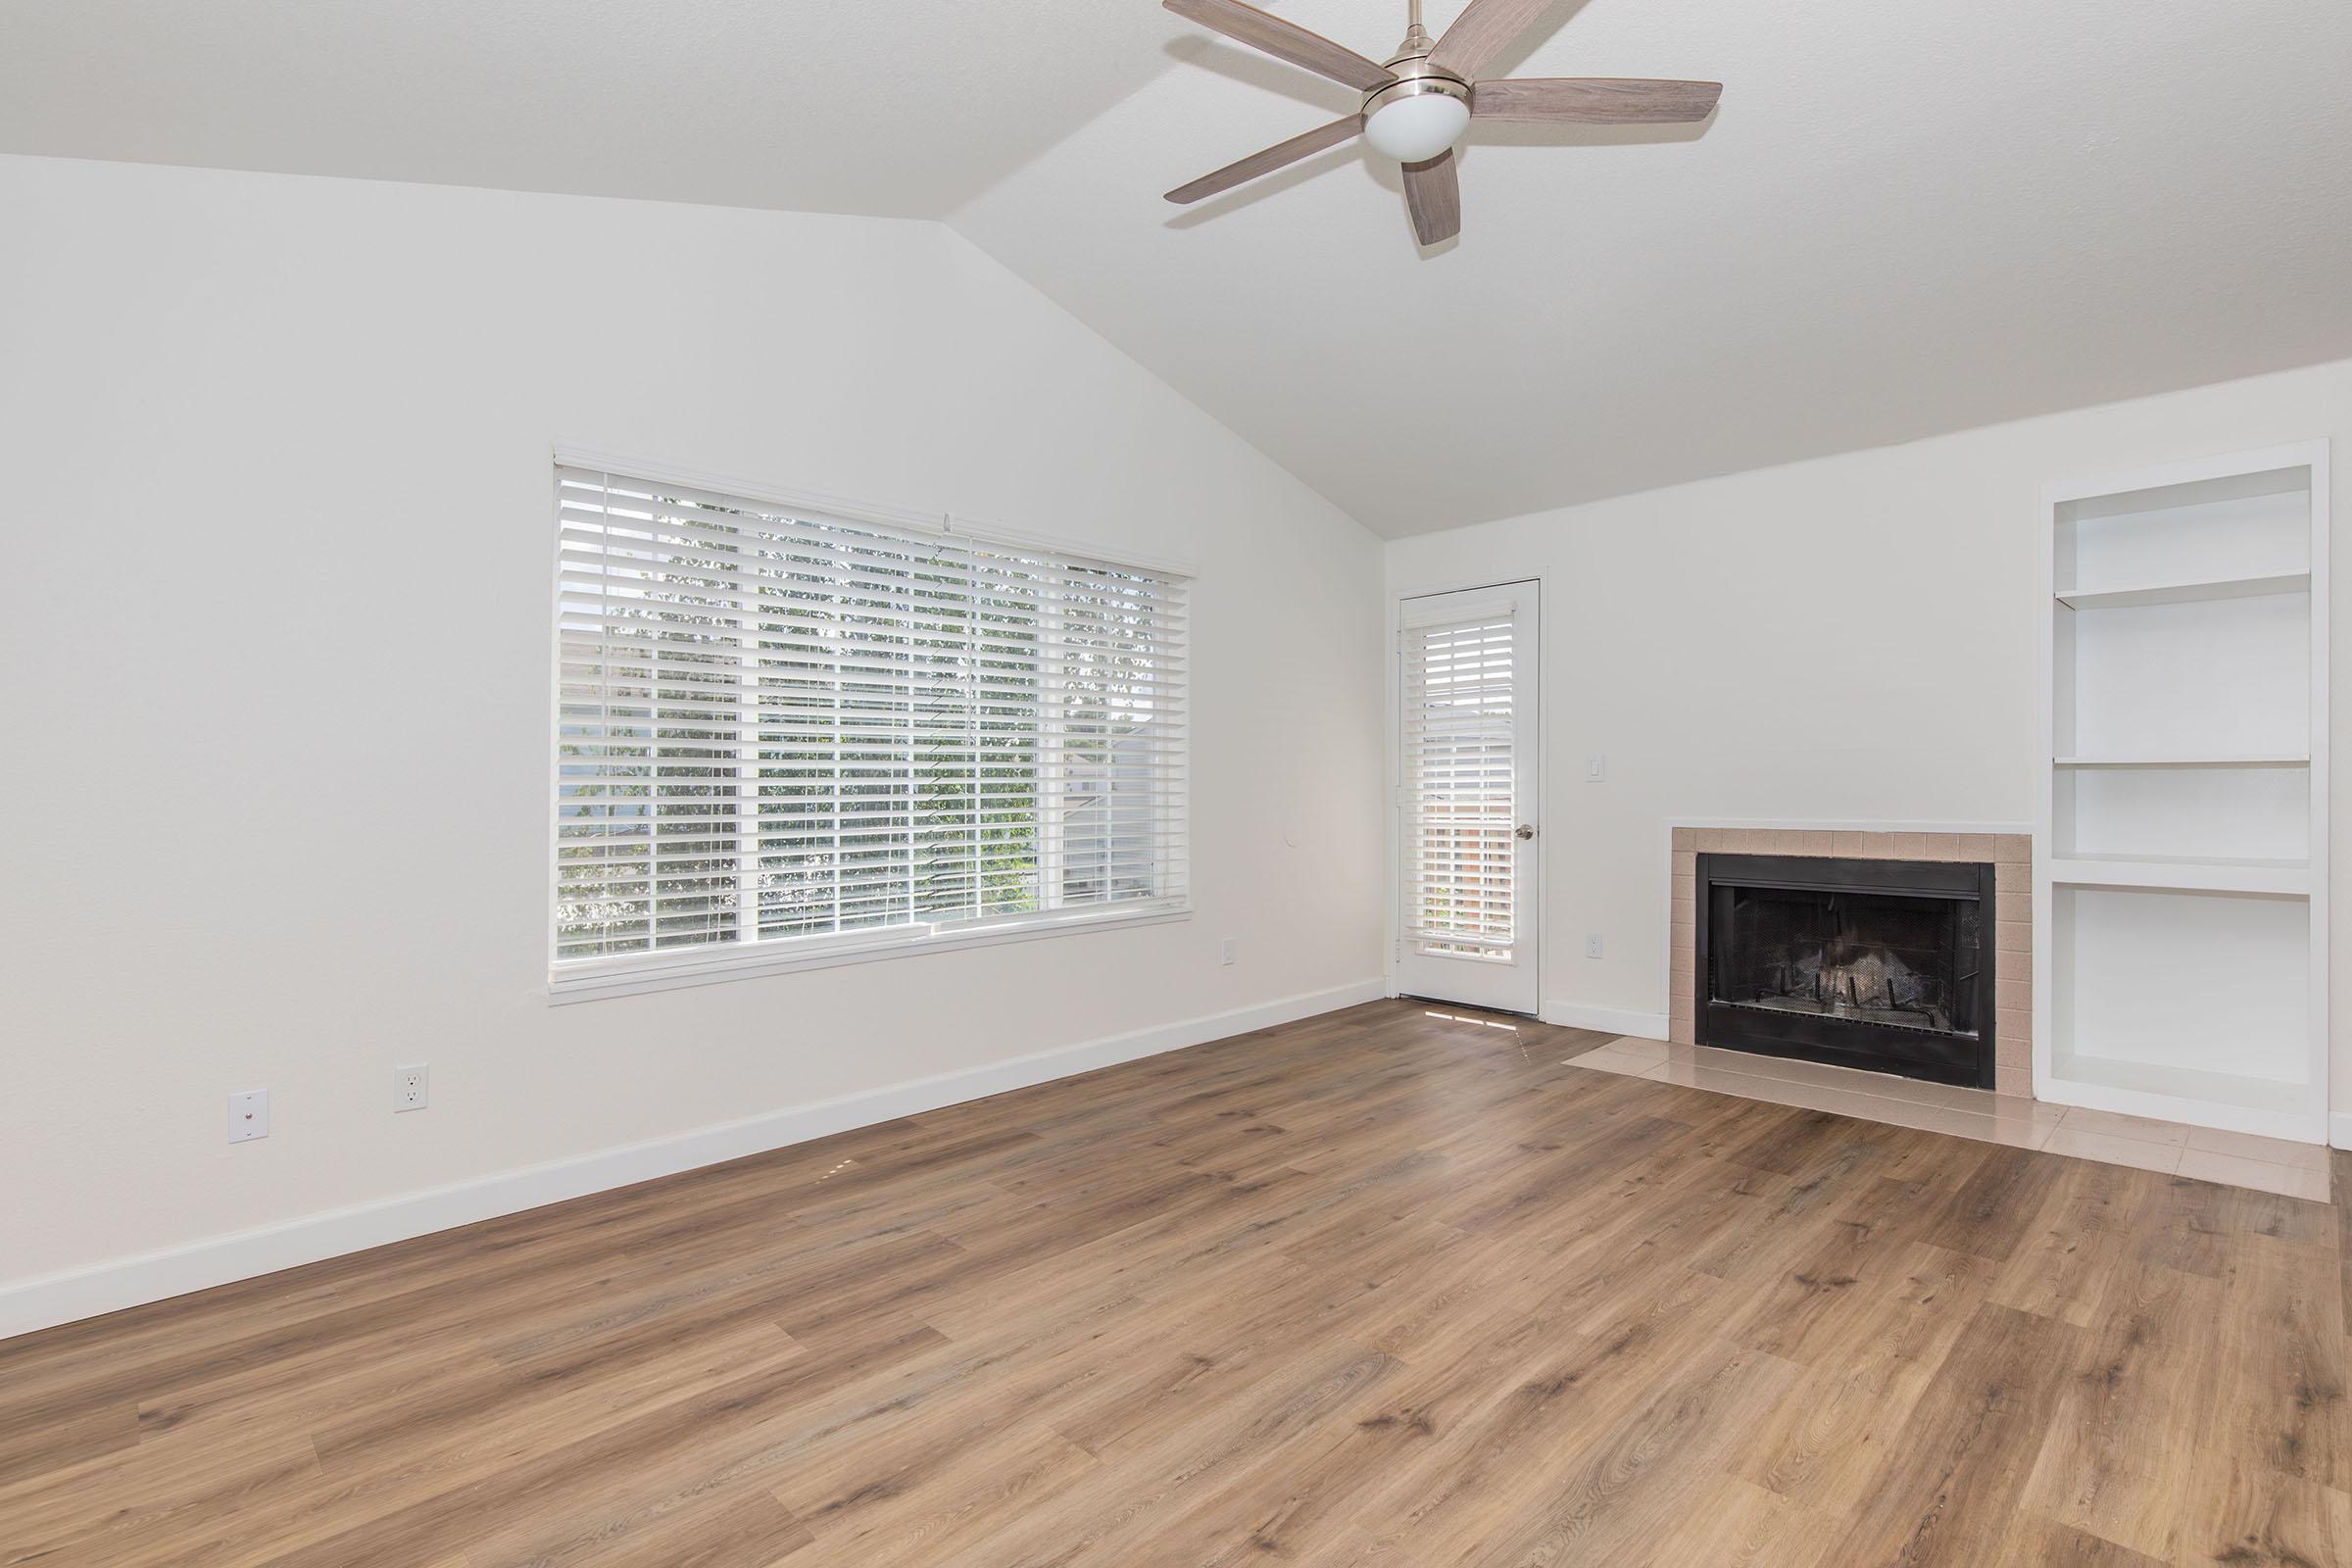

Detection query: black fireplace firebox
(1695, 854), (1995, 1089)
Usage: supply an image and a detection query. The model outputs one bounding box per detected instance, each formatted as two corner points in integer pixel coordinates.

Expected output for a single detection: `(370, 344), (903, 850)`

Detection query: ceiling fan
(1161, 0), (1721, 246)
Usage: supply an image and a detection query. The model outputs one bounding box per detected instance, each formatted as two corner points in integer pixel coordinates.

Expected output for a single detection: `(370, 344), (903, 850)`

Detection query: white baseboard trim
(2333, 1111), (2352, 1152)
(1666, 816), (2035, 834)
(0, 978), (1387, 1342)
(1541, 1001), (1670, 1041)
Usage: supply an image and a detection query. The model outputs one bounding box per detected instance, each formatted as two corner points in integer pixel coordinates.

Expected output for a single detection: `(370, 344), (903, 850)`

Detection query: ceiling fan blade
(1427, 0), (1561, 80)
(1474, 77), (1722, 123)
(1164, 115), (1364, 204)
(1402, 151), (1461, 245)
(1162, 0), (1396, 93)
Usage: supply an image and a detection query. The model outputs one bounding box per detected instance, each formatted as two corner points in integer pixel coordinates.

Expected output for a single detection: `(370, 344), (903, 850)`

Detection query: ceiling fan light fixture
(1158, 0), (1723, 247)
(1361, 77), (1471, 163)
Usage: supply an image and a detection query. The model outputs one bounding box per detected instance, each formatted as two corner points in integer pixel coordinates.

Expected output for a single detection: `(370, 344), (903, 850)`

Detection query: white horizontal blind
(1401, 604), (1517, 958)
(553, 466), (1189, 975)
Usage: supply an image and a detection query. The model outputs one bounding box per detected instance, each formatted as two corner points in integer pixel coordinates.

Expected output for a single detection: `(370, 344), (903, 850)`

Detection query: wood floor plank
(0, 1000), (2342, 1567)
(1732, 1241), (2000, 1510)
(1990, 1513), (2170, 1566)
(2015, 1256), (2227, 1559)
(1446, 1335), (1803, 1568)
(2198, 1209), (2351, 1495)
(783, 1420), (1098, 1567)
(2339, 1148), (2352, 1335)
(1629, 1472), (1834, 1568)
(1922, 1142), (2071, 1262)
(2167, 1454), (2352, 1568)
(1820, 1300), (2085, 1565)
(1987, 1152), (2146, 1328)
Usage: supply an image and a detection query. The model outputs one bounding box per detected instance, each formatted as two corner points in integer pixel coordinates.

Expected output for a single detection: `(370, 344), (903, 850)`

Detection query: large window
(550, 465), (1189, 998)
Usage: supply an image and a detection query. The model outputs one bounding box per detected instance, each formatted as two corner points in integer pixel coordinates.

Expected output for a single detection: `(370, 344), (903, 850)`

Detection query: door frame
(1388, 572), (1547, 1016)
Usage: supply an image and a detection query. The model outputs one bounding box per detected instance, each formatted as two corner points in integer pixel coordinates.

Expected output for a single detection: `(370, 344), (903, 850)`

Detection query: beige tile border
(1669, 827), (2034, 1098)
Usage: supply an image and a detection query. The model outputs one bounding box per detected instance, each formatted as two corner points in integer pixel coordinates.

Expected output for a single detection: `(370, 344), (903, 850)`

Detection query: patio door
(1396, 583), (1540, 1014)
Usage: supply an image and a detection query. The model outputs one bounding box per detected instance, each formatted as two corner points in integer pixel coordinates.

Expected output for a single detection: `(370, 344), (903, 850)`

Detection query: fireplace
(1695, 853), (1995, 1088)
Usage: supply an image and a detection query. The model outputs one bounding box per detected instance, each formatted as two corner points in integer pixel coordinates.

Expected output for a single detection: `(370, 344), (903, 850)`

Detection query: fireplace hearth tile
(1571, 1039), (1692, 1077)
(2043, 1127), (2183, 1174)
(1694, 1046), (1998, 1113)
(2175, 1149), (2329, 1200)
(2052, 1104), (2190, 1147)
(1578, 1036), (1683, 1063)
(1851, 1096), (2049, 1151)
(1572, 1050), (1660, 1078)
(1565, 1041), (2311, 1196)
(2181, 1124), (2329, 1172)
(1589, 1041), (2061, 1150)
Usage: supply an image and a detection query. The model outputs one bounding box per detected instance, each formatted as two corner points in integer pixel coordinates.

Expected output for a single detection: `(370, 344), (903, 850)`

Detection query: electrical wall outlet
(395, 1063), (429, 1113)
(1219, 937), (1237, 966)
(1585, 933), (1605, 959)
(228, 1089), (270, 1143)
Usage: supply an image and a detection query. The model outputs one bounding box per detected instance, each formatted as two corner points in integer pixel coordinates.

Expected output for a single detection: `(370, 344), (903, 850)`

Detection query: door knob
(1515, 824), (1538, 841)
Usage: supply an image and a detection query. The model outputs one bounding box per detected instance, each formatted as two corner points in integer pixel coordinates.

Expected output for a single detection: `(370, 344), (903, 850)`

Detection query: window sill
(547, 904), (1192, 1004)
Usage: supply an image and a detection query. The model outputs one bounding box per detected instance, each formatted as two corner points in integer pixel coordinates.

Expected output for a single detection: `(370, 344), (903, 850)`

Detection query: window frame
(544, 450), (1194, 1004)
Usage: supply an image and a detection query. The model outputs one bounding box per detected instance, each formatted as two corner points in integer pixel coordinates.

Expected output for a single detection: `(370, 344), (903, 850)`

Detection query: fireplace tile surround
(1670, 826), (2033, 1097)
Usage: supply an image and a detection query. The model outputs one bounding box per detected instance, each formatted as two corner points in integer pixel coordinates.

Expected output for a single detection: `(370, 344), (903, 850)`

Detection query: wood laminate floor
(4, 1000), (2347, 1567)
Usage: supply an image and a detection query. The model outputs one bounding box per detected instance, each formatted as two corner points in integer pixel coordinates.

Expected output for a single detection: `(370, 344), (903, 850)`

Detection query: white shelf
(2055, 570), (2310, 610)
(2053, 761), (2309, 864)
(2052, 753), (2308, 769)
(2037, 441), (2328, 1145)
(2048, 854), (2311, 896)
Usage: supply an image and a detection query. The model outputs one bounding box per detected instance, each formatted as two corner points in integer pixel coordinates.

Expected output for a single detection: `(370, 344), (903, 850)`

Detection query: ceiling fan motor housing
(1369, 26), (1473, 114)
(1363, 68), (1472, 120)
(1363, 34), (1472, 163)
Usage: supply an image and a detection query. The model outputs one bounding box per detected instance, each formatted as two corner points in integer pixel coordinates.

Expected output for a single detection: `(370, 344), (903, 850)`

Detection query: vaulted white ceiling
(0, 0), (1178, 218)
(9, 0), (2350, 534)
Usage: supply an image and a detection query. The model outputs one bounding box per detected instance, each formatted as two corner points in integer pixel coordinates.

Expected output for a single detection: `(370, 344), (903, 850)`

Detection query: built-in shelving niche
(2037, 444), (2330, 1142)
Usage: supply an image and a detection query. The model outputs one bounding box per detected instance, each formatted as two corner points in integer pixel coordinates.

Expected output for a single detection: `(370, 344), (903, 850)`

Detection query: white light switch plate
(228, 1089), (270, 1143)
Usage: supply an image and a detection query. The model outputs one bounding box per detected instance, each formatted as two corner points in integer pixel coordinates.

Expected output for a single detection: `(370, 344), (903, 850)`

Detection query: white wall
(1386, 359), (2352, 1089)
(0, 155), (1388, 1321)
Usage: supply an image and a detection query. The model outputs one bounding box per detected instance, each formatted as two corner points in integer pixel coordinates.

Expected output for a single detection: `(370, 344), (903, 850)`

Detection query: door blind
(553, 466), (1189, 979)
(1401, 604), (1517, 956)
